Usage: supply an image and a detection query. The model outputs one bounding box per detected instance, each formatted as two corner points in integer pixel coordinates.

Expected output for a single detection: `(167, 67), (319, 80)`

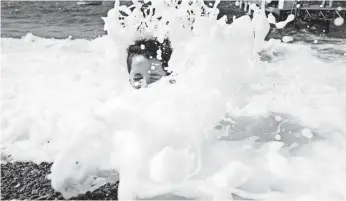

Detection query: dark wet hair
(126, 38), (173, 75)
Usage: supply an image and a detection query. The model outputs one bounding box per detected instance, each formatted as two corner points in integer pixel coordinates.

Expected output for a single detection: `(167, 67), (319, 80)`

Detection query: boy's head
(126, 38), (172, 89)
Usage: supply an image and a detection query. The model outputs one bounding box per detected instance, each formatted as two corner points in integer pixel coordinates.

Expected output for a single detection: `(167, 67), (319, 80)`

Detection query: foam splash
(1, 0), (346, 200)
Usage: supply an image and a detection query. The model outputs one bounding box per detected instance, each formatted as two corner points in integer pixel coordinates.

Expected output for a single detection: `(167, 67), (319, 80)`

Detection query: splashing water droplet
(276, 14), (295, 29)
(275, 134), (281, 140)
(275, 116), (282, 122)
(282, 36), (293, 43)
(334, 17), (344, 27)
(156, 49), (162, 60)
(286, 14), (295, 22)
(267, 13), (276, 24)
(301, 128), (313, 139)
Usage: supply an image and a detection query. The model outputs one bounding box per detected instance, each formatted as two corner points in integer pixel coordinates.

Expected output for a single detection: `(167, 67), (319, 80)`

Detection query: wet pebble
(1, 161), (119, 200)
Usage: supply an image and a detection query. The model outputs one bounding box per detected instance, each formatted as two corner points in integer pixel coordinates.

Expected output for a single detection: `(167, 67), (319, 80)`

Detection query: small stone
(19, 187), (25, 193)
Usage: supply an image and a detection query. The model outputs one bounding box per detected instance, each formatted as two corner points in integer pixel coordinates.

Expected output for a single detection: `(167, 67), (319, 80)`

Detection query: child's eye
(150, 74), (162, 79)
(133, 74), (143, 81)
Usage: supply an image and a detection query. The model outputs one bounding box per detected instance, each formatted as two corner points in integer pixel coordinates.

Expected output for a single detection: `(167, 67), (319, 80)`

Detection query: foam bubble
(275, 116), (282, 122)
(282, 36), (293, 43)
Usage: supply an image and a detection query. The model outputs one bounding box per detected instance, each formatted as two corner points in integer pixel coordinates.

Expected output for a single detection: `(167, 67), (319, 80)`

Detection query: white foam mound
(2, 0), (346, 200)
(282, 36), (294, 43)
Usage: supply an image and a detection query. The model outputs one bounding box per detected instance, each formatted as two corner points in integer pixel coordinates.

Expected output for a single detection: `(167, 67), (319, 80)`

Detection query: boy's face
(129, 55), (167, 89)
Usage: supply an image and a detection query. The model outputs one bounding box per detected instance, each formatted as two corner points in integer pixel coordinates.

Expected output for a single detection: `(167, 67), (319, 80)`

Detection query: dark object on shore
(1, 162), (118, 200)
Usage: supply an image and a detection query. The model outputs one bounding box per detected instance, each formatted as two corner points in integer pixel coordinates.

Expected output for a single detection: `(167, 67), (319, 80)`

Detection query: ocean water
(2, 1), (346, 200)
(1, 1), (115, 39)
(1, 1), (244, 39)
(1, 1), (344, 40)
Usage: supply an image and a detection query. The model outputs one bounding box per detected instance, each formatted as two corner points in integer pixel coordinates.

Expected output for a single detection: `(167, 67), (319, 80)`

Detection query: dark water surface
(1, 1), (116, 39)
(1, 1), (346, 41)
(0, 1), (253, 39)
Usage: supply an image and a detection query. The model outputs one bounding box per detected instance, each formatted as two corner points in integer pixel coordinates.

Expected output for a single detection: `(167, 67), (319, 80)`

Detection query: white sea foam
(1, 0), (346, 200)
